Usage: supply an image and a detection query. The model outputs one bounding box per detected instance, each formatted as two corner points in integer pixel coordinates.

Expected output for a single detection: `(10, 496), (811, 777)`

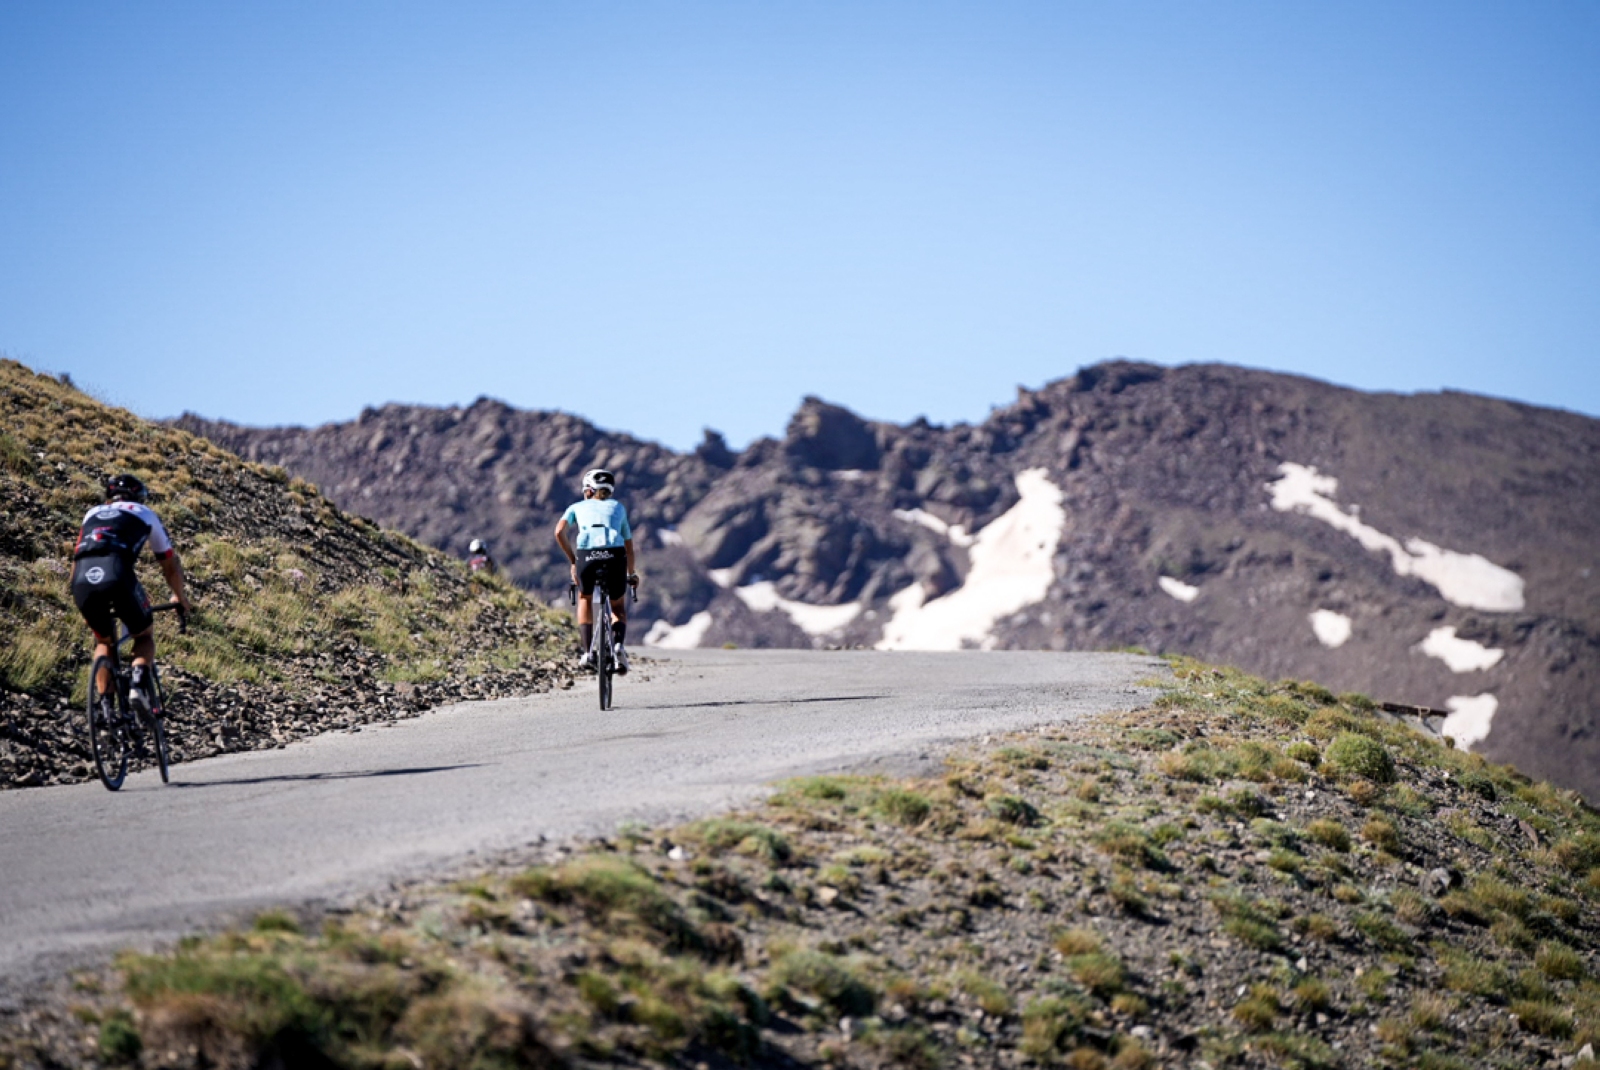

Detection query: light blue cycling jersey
(563, 498), (633, 550)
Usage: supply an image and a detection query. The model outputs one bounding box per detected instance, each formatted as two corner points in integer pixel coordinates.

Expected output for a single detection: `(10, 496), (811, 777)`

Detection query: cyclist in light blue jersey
(554, 468), (639, 673)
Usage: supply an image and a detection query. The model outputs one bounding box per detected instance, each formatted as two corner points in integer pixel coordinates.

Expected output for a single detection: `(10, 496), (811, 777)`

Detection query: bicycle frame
(86, 601), (184, 790)
(569, 579), (634, 710)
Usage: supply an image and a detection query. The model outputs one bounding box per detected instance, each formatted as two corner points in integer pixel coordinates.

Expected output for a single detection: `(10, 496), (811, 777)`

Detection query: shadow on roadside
(625, 694), (889, 712)
(165, 764), (483, 788)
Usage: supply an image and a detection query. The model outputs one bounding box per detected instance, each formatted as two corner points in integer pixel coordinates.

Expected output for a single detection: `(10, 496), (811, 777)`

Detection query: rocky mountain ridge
(174, 362), (1600, 804)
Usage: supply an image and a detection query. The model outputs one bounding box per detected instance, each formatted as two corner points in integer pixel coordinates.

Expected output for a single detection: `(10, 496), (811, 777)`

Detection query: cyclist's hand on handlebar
(627, 572), (640, 596)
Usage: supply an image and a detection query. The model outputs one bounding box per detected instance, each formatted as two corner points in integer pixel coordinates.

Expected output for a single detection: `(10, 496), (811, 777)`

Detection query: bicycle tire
(145, 665), (170, 784)
(87, 657), (129, 791)
(597, 594), (613, 711)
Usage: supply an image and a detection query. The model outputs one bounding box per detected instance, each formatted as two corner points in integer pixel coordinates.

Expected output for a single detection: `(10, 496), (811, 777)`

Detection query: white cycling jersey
(74, 501), (174, 561)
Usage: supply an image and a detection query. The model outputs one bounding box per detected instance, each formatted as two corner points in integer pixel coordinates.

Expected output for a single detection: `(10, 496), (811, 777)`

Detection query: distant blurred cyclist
(467, 538), (497, 576)
(71, 474), (192, 710)
(554, 468), (638, 673)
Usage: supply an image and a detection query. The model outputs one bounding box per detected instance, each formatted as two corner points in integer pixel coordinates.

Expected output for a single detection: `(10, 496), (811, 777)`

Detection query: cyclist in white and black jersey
(466, 538), (497, 576)
(554, 468), (638, 673)
(71, 474), (192, 707)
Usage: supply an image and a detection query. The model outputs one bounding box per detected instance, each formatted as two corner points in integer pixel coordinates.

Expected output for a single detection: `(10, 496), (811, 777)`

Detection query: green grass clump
(984, 793), (1041, 826)
(1052, 928), (1103, 956)
(1230, 984), (1280, 1032)
(685, 818), (792, 863)
(1067, 952), (1127, 998)
(1509, 998), (1573, 1039)
(875, 788), (934, 827)
(768, 949), (876, 1018)
(1533, 941), (1585, 981)
(1361, 817), (1401, 853)
(955, 970), (1013, 1016)
(0, 430), (35, 474)
(1020, 996), (1087, 1060)
(1551, 832), (1600, 875)
(792, 776), (850, 800)
(511, 857), (700, 952)
(1352, 911), (1414, 954)
(1286, 740), (1321, 766)
(1306, 818), (1351, 852)
(1211, 894), (1285, 951)
(1125, 728), (1180, 750)
(96, 1009), (141, 1063)
(1292, 978), (1333, 1012)
(118, 943), (330, 1056)
(1092, 823), (1166, 869)
(1322, 732), (1397, 784)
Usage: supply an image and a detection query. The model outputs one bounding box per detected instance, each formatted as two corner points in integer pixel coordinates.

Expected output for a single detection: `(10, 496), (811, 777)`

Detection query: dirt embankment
(0, 359), (578, 790)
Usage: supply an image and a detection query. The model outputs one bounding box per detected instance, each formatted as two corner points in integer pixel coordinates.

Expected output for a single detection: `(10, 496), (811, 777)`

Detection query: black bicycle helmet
(582, 468), (616, 492)
(105, 473), (148, 503)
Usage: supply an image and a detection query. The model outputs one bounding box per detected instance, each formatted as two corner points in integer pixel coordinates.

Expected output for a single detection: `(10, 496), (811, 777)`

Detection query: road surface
(0, 648), (1165, 991)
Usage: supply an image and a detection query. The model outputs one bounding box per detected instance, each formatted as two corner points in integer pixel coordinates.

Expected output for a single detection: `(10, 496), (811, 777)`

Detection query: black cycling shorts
(71, 554), (153, 641)
(576, 547), (628, 600)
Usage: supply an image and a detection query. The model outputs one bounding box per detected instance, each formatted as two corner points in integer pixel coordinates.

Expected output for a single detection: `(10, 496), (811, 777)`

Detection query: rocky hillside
(0, 359), (575, 789)
(173, 362), (1600, 804)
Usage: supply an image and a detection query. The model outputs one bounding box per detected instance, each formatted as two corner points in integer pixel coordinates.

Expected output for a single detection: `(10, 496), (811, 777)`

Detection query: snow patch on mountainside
(1442, 693), (1498, 749)
(644, 611), (713, 649)
(894, 507), (975, 547)
(734, 581), (862, 637)
(1267, 463), (1525, 612)
(878, 468), (1065, 650)
(1309, 609), (1352, 648)
(1158, 576), (1199, 603)
(1418, 627), (1505, 673)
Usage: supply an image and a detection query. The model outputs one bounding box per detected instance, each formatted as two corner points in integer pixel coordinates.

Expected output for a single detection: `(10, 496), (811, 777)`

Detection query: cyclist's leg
(117, 582), (156, 674)
(611, 593), (627, 642)
(602, 562), (630, 673)
(71, 572), (120, 695)
(576, 553), (600, 666)
(89, 633), (116, 698)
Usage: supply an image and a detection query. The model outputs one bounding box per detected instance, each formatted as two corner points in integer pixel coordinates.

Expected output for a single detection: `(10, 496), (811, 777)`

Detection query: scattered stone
(1423, 867), (1460, 897)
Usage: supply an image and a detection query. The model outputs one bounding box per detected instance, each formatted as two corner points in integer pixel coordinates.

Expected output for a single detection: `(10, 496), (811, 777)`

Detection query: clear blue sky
(3, 2), (1597, 450)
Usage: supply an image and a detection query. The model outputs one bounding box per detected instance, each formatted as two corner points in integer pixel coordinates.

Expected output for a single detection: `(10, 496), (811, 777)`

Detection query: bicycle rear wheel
(87, 657), (129, 791)
(143, 666), (170, 784)
(597, 596), (614, 711)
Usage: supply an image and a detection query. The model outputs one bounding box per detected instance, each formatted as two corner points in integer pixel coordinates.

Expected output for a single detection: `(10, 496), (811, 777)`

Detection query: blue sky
(2, 2), (1597, 450)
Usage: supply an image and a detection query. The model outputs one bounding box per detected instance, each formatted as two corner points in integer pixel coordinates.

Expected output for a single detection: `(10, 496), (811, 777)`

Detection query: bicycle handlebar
(152, 601), (188, 634)
(567, 583), (635, 607)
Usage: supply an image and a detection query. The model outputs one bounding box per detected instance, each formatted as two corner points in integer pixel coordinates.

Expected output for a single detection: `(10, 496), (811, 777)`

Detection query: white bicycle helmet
(582, 468), (616, 492)
(468, 538), (485, 553)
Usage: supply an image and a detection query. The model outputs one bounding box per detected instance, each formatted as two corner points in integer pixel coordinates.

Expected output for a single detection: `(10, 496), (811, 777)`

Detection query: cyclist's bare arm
(624, 538), (637, 590)
(554, 517), (578, 581)
(158, 551), (192, 614)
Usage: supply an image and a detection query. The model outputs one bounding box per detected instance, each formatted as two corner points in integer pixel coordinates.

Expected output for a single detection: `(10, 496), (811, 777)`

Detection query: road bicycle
(570, 578), (635, 711)
(86, 601), (186, 791)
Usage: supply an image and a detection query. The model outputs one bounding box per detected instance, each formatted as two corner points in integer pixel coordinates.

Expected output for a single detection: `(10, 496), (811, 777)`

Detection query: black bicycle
(570, 579), (635, 711)
(86, 602), (186, 791)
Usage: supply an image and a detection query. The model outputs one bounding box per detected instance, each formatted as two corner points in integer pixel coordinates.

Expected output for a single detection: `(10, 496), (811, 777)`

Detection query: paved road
(0, 649), (1165, 989)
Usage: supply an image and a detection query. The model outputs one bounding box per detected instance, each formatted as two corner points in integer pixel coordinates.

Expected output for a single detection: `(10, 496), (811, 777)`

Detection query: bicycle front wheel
(87, 657), (129, 791)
